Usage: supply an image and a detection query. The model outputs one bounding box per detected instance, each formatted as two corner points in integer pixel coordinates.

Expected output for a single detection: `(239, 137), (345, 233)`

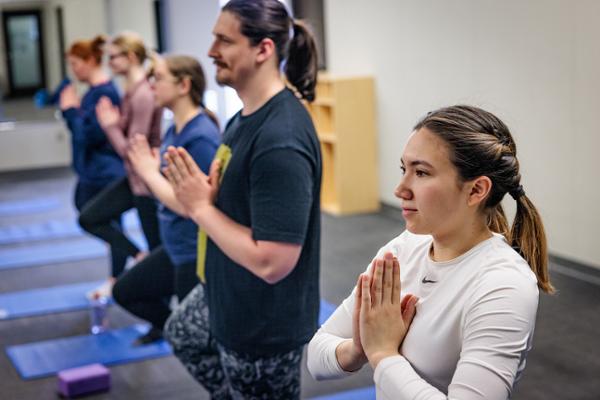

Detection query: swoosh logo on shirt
(422, 277), (437, 284)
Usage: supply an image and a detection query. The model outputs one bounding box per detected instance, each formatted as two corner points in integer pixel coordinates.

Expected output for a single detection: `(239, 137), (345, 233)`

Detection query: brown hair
(164, 55), (219, 128)
(112, 32), (147, 64)
(222, 0), (318, 102)
(67, 35), (106, 65)
(414, 105), (553, 294)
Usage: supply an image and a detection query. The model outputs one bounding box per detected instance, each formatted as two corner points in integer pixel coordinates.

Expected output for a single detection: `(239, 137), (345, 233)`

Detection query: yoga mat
(0, 197), (61, 217)
(310, 387), (376, 400)
(0, 231), (147, 270)
(6, 324), (171, 379)
(0, 281), (107, 320)
(4, 299), (338, 380)
(319, 299), (336, 326)
(0, 211), (141, 245)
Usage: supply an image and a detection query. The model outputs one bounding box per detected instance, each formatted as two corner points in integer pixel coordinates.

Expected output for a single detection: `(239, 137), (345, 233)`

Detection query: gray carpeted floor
(0, 167), (598, 399)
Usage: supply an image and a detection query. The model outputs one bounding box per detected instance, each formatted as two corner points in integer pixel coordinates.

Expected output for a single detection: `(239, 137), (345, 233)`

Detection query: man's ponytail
(285, 20), (318, 102)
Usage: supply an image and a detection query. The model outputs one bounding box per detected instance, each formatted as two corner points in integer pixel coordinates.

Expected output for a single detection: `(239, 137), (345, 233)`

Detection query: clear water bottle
(90, 297), (109, 334)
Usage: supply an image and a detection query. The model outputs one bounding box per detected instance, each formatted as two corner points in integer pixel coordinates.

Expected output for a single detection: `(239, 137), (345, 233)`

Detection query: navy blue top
(62, 81), (125, 185)
(205, 88), (322, 356)
(158, 112), (220, 266)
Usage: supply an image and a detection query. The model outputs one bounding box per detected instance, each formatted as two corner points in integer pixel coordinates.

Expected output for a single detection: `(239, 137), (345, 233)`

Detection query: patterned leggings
(164, 284), (303, 400)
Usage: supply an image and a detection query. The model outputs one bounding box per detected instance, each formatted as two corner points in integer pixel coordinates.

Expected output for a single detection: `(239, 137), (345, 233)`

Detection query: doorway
(2, 10), (47, 97)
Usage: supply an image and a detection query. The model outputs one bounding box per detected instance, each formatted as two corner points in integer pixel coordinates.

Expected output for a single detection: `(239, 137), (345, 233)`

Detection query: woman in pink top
(78, 32), (163, 298)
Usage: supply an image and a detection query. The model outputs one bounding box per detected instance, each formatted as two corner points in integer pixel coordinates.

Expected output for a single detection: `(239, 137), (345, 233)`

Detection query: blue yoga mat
(5, 300), (336, 379)
(0, 211), (141, 245)
(0, 281), (107, 320)
(310, 387), (376, 400)
(318, 299), (336, 326)
(0, 197), (62, 217)
(6, 324), (172, 379)
(0, 231), (147, 270)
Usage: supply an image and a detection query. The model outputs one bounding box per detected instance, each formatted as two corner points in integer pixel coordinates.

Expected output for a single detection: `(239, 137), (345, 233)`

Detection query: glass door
(2, 10), (46, 96)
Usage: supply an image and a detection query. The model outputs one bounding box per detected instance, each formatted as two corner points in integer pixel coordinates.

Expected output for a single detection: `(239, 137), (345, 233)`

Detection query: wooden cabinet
(306, 74), (380, 215)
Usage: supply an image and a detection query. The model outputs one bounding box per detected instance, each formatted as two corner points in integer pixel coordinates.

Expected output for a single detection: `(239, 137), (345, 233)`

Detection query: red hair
(67, 35), (106, 64)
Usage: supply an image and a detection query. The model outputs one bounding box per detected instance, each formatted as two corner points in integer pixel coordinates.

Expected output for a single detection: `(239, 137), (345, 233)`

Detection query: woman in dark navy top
(111, 55), (220, 345)
(60, 35), (127, 278)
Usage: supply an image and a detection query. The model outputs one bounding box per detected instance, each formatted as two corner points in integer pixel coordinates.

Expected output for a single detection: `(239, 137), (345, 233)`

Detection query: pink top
(104, 79), (162, 196)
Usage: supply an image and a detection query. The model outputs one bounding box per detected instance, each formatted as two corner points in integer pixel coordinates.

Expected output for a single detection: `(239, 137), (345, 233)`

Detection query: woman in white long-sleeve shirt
(307, 105), (553, 400)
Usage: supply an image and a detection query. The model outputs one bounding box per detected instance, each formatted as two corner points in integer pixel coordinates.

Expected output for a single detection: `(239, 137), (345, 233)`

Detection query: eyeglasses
(148, 74), (180, 85)
(108, 52), (127, 61)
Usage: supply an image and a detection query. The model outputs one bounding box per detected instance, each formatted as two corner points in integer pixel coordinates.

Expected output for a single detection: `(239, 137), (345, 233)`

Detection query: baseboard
(379, 202), (600, 279)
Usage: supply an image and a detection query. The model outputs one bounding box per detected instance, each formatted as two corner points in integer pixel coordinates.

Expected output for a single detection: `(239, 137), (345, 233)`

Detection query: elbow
(247, 242), (301, 284)
(306, 334), (330, 381)
(254, 256), (296, 285)
(257, 263), (293, 285)
(306, 338), (320, 379)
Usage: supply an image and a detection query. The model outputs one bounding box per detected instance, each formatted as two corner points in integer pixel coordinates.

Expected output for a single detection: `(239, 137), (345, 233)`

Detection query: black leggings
(75, 180), (128, 276)
(78, 177), (161, 277)
(112, 246), (198, 330)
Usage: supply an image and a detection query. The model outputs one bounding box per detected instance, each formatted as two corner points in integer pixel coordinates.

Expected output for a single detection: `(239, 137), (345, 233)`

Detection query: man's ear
(255, 37), (276, 65)
(467, 176), (492, 207)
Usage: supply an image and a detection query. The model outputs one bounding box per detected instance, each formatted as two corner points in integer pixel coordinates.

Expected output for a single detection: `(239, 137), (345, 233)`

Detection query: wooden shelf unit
(306, 74), (380, 215)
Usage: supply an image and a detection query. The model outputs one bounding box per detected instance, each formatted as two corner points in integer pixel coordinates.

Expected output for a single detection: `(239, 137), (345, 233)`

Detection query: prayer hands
(59, 85), (80, 110)
(163, 146), (221, 217)
(357, 252), (418, 369)
(128, 134), (160, 177)
(95, 96), (120, 128)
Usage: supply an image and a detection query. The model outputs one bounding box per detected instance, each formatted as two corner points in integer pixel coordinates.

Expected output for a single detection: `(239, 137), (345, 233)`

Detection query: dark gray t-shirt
(206, 88), (322, 356)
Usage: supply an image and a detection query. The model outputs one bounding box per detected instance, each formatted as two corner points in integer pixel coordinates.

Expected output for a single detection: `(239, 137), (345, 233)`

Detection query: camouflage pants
(164, 284), (303, 399)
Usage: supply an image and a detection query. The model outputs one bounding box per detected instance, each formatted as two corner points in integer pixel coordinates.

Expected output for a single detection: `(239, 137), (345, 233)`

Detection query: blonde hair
(111, 31), (147, 64)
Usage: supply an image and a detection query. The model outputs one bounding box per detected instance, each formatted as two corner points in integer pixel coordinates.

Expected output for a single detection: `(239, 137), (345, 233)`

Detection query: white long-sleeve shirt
(307, 231), (539, 400)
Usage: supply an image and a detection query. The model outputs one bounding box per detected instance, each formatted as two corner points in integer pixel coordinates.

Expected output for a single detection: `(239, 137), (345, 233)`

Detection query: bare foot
(87, 278), (116, 300)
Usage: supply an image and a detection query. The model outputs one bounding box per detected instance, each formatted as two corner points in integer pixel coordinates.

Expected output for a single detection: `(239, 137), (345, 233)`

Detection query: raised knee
(111, 280), (126, 307)
(77, 212), (94, 231)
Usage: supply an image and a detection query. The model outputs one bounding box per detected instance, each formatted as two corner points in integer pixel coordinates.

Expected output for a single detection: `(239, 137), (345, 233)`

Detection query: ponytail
(285, 20), (318, 102)
(90, 35), (107, 64)
(487, 204), (509, 237)
(201, 106), (220, 130)
(510, 195), (554, 293)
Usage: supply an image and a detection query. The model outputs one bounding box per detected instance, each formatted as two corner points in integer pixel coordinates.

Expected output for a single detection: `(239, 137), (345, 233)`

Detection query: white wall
(325, 0), (600, 268)
(0, 0), (157, 93)
(46, 0), (108, 89)
(107, 0), (157, 50)
(163, 0), (232, 125)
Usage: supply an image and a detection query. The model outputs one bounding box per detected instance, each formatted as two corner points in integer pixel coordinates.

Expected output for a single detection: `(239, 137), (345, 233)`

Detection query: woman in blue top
(112, 55), (220, 345)
(60, 35), (127, 275)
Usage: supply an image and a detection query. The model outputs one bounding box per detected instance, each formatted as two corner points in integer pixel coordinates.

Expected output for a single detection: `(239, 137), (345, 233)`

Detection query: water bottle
(90, 297), (109, 334)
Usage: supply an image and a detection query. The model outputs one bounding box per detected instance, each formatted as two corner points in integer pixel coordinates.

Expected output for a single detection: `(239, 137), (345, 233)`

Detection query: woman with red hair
(60, 35), (126, 283)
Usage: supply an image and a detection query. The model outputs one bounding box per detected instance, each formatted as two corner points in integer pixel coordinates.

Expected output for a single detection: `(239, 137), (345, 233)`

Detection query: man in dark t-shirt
(163, 1), (322, 398)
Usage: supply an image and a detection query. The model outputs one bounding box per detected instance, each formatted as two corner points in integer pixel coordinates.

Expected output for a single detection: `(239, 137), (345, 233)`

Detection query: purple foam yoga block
(57, 363), (111, 397)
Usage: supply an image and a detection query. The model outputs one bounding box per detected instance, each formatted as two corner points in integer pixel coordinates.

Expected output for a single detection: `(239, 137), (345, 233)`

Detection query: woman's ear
(127, 50), (137, 64)
(467, 176), (492, 207)
(178, 76), (192, 97)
